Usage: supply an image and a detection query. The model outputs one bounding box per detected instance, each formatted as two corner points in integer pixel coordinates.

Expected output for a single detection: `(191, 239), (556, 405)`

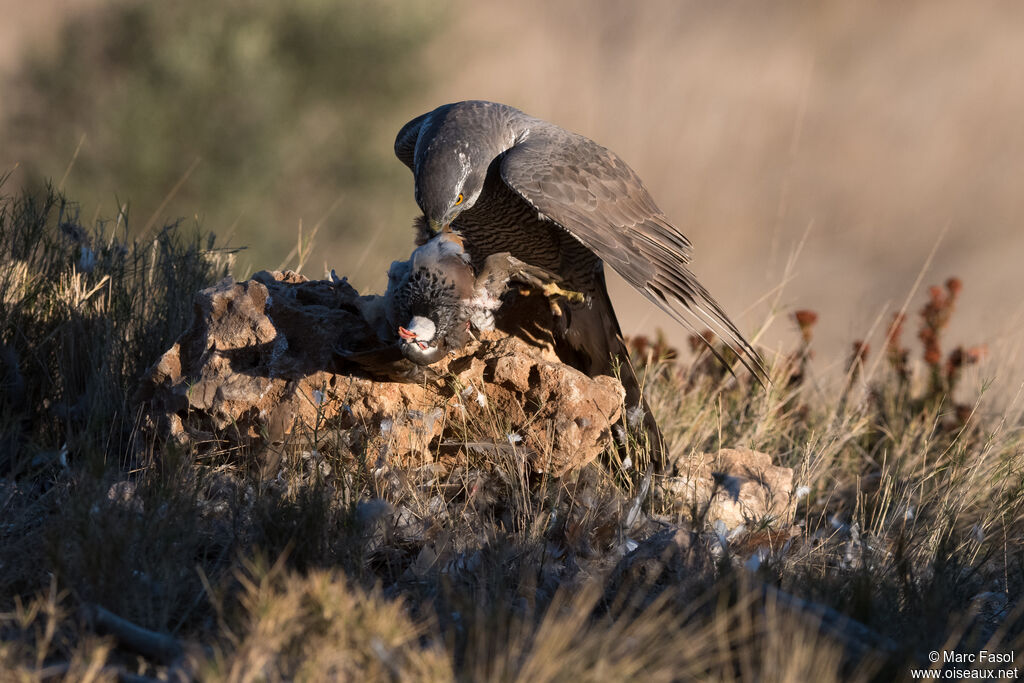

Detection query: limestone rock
(137, 270), (624, 475)
(658, 448), (794, 529)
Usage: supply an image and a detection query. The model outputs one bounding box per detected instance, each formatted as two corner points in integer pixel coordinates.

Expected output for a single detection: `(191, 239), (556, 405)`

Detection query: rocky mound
(137, 270), (625, 475)
(137, 269), (795, 528)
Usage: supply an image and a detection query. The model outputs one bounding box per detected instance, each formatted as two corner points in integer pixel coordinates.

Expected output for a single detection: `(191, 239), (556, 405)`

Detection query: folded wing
(500, 132), (768, 384)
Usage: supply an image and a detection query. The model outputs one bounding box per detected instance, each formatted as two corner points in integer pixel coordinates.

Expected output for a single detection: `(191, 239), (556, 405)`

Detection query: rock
(657, 448), (794, 529)
(137, 270), (624, 475)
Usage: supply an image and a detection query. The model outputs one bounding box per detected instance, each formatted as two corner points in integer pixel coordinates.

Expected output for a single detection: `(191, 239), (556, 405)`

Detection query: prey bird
(354, 227), (577, 366)
(395, 101), (769, 459)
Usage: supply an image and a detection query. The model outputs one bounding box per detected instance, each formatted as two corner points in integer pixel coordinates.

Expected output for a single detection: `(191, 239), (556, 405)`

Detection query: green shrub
(5, 0), (441, 270)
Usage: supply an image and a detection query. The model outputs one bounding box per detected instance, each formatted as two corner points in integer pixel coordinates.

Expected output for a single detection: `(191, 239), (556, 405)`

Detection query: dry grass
(0, 185), (1021, 681)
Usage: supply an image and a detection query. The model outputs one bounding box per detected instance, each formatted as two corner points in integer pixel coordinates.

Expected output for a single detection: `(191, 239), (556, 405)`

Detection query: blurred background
(2, 0), (1022, 381)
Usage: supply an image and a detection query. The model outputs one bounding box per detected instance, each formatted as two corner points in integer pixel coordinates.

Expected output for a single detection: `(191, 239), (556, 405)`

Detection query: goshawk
(395, 101), (768, 455)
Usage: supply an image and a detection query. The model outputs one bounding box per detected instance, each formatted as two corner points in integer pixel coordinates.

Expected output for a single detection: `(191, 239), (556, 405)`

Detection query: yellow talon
(542, 282), (584, 303)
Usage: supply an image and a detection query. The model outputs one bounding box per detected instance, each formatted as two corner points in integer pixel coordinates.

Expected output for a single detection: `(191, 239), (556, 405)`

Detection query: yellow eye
(454, 193), (464, 206)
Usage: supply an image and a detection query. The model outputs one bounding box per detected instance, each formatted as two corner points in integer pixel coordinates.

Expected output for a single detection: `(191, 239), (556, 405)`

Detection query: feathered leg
(561, 273), (667, 469)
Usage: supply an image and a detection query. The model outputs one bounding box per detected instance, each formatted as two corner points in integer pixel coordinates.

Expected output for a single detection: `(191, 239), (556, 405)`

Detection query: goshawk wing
(500, 132), (767, 382)
(394, 113), (429, 169)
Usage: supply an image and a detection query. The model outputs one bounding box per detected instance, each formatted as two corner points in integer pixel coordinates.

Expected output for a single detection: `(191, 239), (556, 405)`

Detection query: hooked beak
(427, 218), (447, 235)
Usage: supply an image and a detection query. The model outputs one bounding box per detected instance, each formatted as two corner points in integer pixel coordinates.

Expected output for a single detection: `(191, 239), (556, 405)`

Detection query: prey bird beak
(398, 326), (430, 350)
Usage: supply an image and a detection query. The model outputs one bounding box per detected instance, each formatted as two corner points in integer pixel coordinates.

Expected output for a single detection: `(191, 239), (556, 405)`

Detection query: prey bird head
(397, 315), (447, 365)
(386, 228), (476, 366)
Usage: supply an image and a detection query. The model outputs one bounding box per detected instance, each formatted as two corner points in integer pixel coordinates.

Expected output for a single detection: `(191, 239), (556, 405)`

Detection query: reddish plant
(784, 310), (819, 388)
(886, 313), (910, 383)
(688, 329), (718, 354)
(794, 310), (818, 344)
(918, 277), (961, 370)
(848, 340), (870, 379)
(946, 344), (987, 395)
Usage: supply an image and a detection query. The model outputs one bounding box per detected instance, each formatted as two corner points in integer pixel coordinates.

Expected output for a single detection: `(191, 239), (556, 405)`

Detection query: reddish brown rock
(137, 270), (624, 475)
(657, 448), (795, 529)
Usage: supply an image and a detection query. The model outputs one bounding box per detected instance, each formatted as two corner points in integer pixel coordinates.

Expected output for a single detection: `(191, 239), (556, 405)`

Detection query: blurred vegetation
(4, 0), (441, 273)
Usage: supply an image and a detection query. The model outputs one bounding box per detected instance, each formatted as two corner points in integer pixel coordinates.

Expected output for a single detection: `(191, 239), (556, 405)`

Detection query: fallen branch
(760, 583), (900, 656)
(81, 603), (184, 665)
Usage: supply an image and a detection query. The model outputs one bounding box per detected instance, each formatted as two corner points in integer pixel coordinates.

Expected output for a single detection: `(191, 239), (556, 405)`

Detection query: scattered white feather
(613, 425), (627, 445)
(626, 405), (645, 429)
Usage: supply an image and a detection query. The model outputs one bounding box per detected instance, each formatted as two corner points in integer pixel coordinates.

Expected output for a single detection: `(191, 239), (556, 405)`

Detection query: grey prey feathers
(353, 226), (572, 366)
